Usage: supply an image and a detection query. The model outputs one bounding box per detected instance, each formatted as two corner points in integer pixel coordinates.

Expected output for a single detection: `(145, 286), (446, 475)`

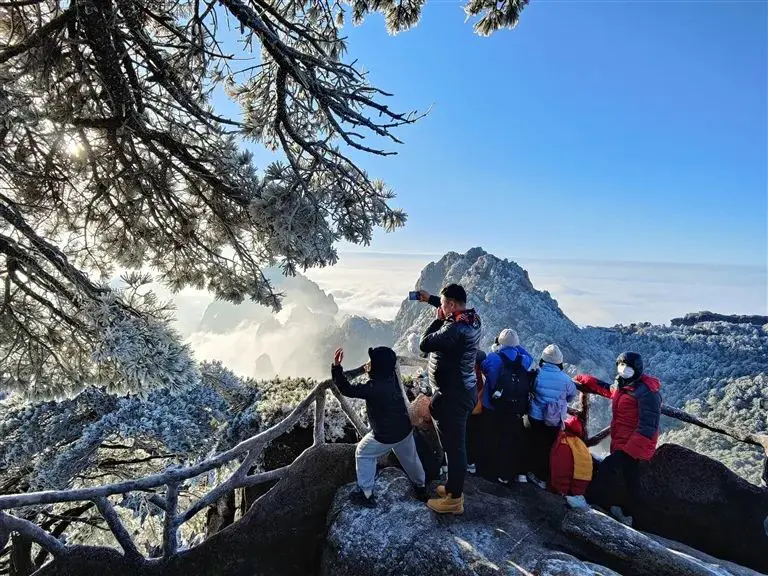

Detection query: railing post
(329, 383), (368, 437)
(577, 391), (590, 436)
(94, 496), (142, 562)
(313, 390), (326, 445)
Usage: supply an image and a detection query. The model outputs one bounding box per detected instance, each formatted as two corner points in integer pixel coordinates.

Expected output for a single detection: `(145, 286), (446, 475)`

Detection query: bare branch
(313, 391), (326, 445)
(94, 497), (143, 561)
(0, 512), (67, 559)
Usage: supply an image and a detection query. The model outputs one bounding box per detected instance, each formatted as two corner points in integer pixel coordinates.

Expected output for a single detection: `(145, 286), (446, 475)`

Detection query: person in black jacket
(417, 284), (481, 514)
(331, 346), (427, 508)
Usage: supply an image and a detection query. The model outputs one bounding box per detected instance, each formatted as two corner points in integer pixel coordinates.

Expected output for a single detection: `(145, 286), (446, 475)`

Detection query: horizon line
(337, 249), (768, 271)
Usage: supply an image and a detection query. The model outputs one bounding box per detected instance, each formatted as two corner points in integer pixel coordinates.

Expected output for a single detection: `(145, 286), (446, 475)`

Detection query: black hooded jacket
(331, 347), (412, 444)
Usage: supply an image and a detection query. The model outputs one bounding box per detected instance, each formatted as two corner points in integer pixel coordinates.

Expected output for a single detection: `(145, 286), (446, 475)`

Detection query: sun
(65, 140), (85, 157)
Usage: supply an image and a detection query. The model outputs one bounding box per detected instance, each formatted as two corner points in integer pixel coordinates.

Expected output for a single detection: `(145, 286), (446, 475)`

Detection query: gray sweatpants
(356, 430), (426, 497)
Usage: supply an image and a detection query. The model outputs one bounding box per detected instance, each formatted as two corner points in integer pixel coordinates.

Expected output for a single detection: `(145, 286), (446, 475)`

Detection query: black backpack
(492, 353), (532, 413)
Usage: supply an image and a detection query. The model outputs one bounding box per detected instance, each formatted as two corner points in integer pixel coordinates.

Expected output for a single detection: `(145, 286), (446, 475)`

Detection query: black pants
(493, 407), (526, 482)
(475, 411), (497, 480)
(587, 450), (640, 518)
(527, 417), (560, 482)
(430, 386), (475, 497)
(467, 413), (483, 467)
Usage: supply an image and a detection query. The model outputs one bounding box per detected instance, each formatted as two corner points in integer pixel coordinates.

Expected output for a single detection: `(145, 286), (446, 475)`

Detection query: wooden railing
(0, 365), (369, 567)
(572, 385), (768, 450)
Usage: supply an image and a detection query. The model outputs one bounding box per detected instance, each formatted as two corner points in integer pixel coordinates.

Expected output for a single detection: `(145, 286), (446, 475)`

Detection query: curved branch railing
(0, 365), (367, 566)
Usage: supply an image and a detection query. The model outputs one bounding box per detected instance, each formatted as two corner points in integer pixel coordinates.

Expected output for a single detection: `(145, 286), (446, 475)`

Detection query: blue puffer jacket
(480, 346), (534, 410)
(529, 363), (578, 423)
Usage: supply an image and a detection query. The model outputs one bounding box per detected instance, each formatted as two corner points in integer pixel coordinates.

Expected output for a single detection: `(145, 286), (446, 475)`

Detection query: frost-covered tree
(0, 0), (529, 399)
(0, 360), (362, 571)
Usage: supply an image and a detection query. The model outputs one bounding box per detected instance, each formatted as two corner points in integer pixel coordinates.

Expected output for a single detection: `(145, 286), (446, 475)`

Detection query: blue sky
(220, 0), (767, 268)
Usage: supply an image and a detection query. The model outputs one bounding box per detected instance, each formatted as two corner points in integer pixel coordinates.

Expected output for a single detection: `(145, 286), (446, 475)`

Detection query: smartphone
(408, 291), (420, 301)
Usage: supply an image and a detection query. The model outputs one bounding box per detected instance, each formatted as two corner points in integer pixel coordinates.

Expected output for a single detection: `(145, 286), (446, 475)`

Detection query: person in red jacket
(549, 415), (593, 509)
(574, 351), (662, 527)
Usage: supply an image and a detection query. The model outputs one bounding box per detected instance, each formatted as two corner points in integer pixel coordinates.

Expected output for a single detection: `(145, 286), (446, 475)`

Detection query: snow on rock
(562, 508), (740, 576)
(392, 247), (614, 378)
(322, 467), (605, 576)
(534, 552), (622, 576)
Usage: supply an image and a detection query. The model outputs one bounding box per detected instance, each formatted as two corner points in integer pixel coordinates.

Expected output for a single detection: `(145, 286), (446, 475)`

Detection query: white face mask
(617, 363), (635, 379)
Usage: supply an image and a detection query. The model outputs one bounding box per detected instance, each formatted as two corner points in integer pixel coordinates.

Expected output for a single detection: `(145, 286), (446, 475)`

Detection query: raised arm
(331, 364), (372, 400)
(331, 348), (372, 400)
(573, 374), (612, 399)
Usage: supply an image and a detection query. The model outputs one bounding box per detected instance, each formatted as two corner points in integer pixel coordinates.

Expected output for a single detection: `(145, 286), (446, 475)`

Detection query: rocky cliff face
(392, 248), (613, 378)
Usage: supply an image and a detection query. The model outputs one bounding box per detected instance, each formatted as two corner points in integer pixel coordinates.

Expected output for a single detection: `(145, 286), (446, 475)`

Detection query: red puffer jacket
(575, 373), (662, 461)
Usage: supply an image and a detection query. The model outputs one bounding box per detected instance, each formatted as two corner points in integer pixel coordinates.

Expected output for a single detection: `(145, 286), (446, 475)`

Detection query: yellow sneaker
(427, 493), (464, 515)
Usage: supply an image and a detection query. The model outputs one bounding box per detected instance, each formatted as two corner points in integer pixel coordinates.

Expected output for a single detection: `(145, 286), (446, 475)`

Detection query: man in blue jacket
(481, 329), (535, 484)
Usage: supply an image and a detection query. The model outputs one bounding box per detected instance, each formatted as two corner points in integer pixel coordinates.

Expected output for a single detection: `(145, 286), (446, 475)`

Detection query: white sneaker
(610, 505), (634, 527)
(566, 495), (589, 509)
(497, 477), (509, 485)
(516, 475), (528, 483)
(467, 463), (477, 474)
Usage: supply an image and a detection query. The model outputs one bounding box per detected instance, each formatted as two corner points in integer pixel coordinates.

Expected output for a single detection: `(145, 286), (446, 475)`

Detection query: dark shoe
(349, 489), (377, 508)
(414, 485), (429, 502)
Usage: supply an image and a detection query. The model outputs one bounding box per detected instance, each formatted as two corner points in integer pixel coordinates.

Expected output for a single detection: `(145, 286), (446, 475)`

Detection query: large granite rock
(390, 248), (612, 376)
(322, 466), (761, 576)
(321, 467), (598, 576)
(635, 444), (768, 573)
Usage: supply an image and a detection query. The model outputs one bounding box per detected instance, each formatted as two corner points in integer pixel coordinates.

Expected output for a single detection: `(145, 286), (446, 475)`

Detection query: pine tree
(0, 0), (530, 398)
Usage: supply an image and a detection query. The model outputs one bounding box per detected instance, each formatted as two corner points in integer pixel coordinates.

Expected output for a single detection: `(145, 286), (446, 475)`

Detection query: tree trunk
(10, 533), (33, 576)
(204, 491), (236, 539)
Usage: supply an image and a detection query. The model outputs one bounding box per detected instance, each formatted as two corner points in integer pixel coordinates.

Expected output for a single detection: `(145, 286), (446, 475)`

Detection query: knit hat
(497, 328), (520, 348)
(541, 344), (564, 365)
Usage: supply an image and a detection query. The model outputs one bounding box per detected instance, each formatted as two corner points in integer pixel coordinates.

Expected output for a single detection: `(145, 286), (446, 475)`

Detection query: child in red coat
(549, 415), (592, 508)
